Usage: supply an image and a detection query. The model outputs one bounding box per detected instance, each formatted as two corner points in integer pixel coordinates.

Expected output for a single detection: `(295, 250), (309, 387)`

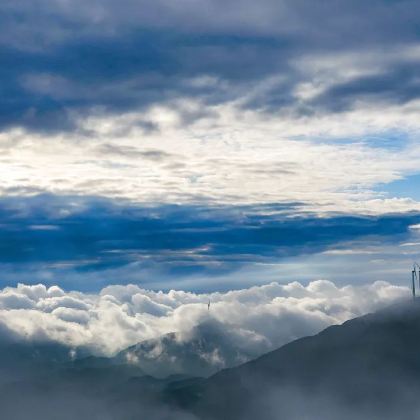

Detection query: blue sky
(381, 174), (420, 201)
(2, 0), (420, 292)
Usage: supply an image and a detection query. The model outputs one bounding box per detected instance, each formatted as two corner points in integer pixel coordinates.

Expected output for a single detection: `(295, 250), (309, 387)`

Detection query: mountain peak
(116, 318), (264, 378)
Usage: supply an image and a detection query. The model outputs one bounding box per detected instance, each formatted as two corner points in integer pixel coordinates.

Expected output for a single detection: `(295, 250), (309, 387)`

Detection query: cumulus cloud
(0, 280), (408, 367)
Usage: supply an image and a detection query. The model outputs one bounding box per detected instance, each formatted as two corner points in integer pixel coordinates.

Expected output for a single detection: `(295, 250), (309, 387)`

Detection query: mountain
(0, 339), (191, 420)
(3, 301), (420, 419)
(113, 319), (263, 378)
(0, 333), (81, 386)
(168, 299), (420, 420)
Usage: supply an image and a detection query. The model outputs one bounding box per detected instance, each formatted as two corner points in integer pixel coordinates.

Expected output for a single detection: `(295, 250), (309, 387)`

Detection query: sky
(2, 0), (420, 294)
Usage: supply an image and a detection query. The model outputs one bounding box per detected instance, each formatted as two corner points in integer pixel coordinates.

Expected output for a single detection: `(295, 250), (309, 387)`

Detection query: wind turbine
(412, 263), (420, 299)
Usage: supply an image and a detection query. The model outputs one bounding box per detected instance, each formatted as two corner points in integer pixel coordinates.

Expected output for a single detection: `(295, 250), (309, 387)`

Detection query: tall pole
(413, 263), (420, 300)
(412, 269), (416, 299)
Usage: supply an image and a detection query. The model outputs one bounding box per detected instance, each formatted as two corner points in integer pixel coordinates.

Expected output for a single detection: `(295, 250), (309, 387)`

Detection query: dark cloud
(0, 194), (418, 285)
(1, 1), (420, 132)
(313, 62), (420, 112)
(0, 30), (290, 132)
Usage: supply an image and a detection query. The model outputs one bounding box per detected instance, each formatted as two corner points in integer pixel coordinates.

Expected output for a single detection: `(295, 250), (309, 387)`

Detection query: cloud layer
(0, 279), (408, 374)
(0, 194), (418, 290)
(2, 1), (420, 218)
(2, 0), (420, 131)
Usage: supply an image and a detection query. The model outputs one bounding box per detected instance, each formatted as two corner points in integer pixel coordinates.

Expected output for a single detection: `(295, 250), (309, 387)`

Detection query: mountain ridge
(166, 299), (420, 419)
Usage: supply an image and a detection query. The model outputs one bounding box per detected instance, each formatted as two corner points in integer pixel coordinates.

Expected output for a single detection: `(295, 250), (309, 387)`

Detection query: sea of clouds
(0, 280), (408, 364)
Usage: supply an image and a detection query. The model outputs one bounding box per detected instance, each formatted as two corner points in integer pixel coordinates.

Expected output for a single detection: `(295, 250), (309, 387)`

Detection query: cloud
(3, 2), (420, 214)
(3, 104), (420, 215)
(95, 144), (172, 161)
(1, 0), (420, 133)
(0, 280), (408, 373)
(0, 194), (418, 283)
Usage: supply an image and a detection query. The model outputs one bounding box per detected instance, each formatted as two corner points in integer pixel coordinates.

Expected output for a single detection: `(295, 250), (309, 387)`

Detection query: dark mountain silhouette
(167, 299), (420, 420)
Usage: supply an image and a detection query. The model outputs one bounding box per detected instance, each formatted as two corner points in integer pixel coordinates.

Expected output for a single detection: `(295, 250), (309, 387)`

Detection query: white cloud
(2, 99), (420, 215)
(0, 280), (408, 363)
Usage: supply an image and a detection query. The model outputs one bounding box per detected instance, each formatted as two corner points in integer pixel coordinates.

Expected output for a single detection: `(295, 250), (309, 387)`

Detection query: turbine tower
(412, 268), (417, 299)
(412, 263), (420, 299)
